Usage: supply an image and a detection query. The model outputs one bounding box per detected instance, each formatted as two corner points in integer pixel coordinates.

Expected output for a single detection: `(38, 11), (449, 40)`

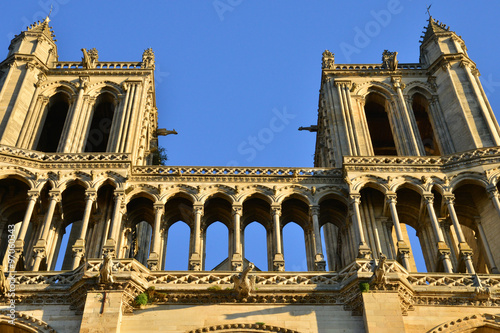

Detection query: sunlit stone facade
(0, 16), (499, 333)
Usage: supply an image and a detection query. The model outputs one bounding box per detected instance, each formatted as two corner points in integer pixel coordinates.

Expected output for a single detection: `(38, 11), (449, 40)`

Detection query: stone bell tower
(315, 16), (500, 168)
(0, 16), (160, 166)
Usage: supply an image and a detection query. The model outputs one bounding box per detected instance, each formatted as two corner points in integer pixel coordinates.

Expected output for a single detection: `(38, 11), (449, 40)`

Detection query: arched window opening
(0, 178), (30, 269)
(85, 92), (116, 152)
(242, 196), (271, 271)
(319, 197), (348, 271)
(364, 93), (397, 155)
(204, 221), (228, 270)
(164, 221), (190, 270)
(244, 222), (267, 271)
(281, 197), (310, 271)
(53, 223), (72, 271)
(394, 188), (429, 272)
(130, 221), (153, 266)
(405, 225), (427, 272)
(283, 222), (307, 271)
(36, 92), (70, 152)
(85, 184), (115, 258)
(203, 197), (231, 270)
(124, 196), (154, 266)
(412, 94), (441, 155)
(453, 184), (494, 274)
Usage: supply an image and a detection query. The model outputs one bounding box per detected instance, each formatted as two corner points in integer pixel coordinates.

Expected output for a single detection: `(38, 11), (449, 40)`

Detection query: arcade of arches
(2, 166), (500, 275)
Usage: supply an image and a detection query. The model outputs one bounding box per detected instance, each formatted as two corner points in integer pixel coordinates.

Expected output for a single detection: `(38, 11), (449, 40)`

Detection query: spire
(420, 16), (452, 44)
(24, 15), (57, 42)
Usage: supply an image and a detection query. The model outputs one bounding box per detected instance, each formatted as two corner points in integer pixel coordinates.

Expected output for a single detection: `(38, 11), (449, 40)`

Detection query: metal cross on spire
(426, 4), (432, 17)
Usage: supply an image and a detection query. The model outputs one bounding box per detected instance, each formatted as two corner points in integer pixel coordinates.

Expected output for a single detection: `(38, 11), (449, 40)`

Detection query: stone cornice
(4, 258), (500, 314)
(343, 146), (500, 173)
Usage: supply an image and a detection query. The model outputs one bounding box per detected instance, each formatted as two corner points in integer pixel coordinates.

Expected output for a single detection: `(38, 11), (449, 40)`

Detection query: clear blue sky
(3, 1), (500, 271)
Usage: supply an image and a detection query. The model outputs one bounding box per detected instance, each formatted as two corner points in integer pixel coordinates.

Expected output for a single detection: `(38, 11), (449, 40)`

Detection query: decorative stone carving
(81, 48), (98, 69)
(372, 254), (388, 286)
(382, 50), (398, 70)
(231, 262), (256, 298)
(142, 48), (155, 69)
(322, 50), (334, 69)
(98, 254), (114, 284)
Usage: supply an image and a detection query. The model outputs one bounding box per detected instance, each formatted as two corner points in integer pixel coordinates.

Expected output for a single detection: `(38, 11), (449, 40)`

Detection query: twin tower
(1, 14), (500, 333)
(0, 16), (499, 277)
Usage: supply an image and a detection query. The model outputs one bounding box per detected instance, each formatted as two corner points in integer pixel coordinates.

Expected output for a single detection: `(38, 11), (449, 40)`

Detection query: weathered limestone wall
(0, 305), (82, 333)
(120, 304), (365, 333)
(403, 305), (500, 332)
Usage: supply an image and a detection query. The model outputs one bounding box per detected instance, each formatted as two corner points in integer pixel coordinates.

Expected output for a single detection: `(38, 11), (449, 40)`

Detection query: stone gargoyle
(99, 254), (114, 284)
(231, 262), (256, 298)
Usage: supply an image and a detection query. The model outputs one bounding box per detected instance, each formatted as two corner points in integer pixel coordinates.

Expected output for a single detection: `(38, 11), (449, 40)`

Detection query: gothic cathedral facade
(0, 15), (499, 333)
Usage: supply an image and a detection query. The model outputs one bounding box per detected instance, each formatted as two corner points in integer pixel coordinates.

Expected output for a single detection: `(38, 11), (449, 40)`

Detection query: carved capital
(79, 76), (90, 91)
(193, 205), (204, 215)
(443, 195), (455, 205)
(386, 194), (397, 205)
(270, 206), (281, 217)
(422, 194), (434, 205)
(349, 193), (361, 205)
(48, 191), (61, 202)
(27, 190), (40, 201)
(154, 203), (165, 214)
(113, 191), (125, 202)
(232, 205), (242, 217)
(309, 205), (320, 217)
(85, 190), (97, 202)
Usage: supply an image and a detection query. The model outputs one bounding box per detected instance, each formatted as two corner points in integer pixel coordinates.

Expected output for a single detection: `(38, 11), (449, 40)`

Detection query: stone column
(423, 195), (454, 273)
(350, 194), (372, 259)
(231, 205), (243, 271)
(475, 219), (499, 273)
(443, 195), (475, 273)
(71, 190), (97, 269)
(32, 190), (61, 271)
(487, 186), (500, 218)
(310, 205), (326, 271)
(271, 205), (285, 271)
(147, 203), (164, 271)
(103, 191), (125, 258)
(386, 194), (411, 270)
(12, 190), (39, 270)
(60, 76), (88, 152)
(392, 75), (422, 156)
(189, 205), (203, 271)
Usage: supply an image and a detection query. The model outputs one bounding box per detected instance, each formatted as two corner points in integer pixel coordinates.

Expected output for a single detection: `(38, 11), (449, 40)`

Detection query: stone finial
(322, 50), (334, 69)
(382, 50), (398, 70)
(81, 48), (98, 69)
(142, 48), (155, 69)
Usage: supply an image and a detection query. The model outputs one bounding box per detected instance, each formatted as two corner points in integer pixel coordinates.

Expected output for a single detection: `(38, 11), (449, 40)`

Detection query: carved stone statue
(382, 50), (398, 70)
(372, 253), (388, 285)
(99, 254), (114, 284)
(81, 48), (98, 69)
(142, 48), (155, 69)
(322, 50), (335, 69)
(231, 262), (256, 298)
